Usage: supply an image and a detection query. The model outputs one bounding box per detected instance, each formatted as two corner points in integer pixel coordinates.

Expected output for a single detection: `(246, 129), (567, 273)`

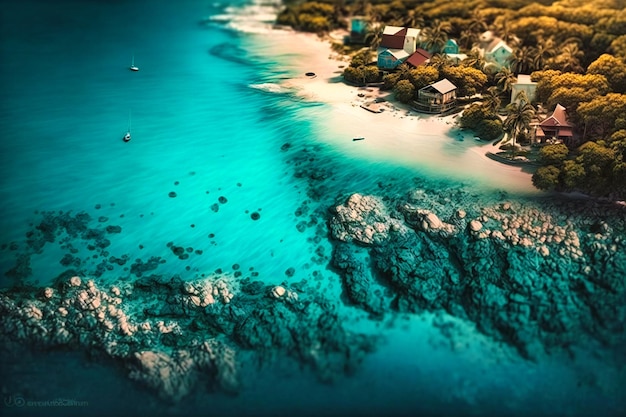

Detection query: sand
(249, 29), (539, 194)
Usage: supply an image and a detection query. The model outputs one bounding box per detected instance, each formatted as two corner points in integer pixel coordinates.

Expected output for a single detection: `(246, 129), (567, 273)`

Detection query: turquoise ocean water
(1, 1), (624, 416)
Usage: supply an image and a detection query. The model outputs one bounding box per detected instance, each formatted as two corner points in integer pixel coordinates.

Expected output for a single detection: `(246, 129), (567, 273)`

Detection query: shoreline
(246, 29), (540, 194)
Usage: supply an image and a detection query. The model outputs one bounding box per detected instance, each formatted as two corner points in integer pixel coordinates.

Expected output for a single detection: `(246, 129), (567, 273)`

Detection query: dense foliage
(277, 0), (626, 198)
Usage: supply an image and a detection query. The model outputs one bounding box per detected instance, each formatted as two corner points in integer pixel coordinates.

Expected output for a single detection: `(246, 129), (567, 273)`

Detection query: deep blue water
(1, 1), (624, 416)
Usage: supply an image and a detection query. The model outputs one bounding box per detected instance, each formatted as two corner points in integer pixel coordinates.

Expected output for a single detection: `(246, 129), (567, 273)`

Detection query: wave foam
(204, 0), (289, 35)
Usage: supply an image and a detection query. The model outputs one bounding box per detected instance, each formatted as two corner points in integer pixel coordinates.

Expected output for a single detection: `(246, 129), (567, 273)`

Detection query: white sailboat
(123, 111), (132, 142)
(130, 55), (139, 71)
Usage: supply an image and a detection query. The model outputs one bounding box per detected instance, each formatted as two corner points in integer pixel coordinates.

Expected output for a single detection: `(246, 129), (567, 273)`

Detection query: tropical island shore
(252, 29), (540, 194)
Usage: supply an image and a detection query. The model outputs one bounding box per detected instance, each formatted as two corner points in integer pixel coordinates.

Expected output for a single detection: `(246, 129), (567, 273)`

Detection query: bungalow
(405, 48), (431, 68)
(377, 25), (420, 70)
(413, 78), (457, 114)
(478, 31), (513, 69)
(511, 74), (537, 103)
(535, 104), (574, 144)
(348, 16), (368, 44)
(442, 39), (459, 55)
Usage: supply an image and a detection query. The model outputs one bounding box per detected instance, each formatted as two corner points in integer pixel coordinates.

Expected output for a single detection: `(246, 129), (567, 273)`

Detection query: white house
(511, 74), (537, 103)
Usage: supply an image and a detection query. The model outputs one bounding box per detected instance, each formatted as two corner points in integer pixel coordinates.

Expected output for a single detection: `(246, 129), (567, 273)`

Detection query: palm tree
(428, 53), (450, 71)
(459, 11), (487, 50)
(510, 46), (536, 74)
(495, 67), (517, 98)
(461, 48), (486, 70)
(352, 0), (370, 16)
(421, 20), (451, 54)
(503, 91), (535, 159)
(364, 23), (383, 50)
(482, 86), (502, 114)
(550, 42), (584, 73)
(402, 9), (424, 29)
(492, 19), (518, 48)
(533, 37), (557, 70)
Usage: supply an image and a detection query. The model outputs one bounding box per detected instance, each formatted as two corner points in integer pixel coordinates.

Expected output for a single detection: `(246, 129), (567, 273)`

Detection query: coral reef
(0, 273), (374, 401)
(329, 192), (626, 360)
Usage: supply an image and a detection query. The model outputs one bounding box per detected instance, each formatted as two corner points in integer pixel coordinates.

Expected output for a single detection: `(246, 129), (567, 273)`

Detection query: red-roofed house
(535, 104), (574, 144)
(405, 48), (431, 68)
(377, 25), (420, 70)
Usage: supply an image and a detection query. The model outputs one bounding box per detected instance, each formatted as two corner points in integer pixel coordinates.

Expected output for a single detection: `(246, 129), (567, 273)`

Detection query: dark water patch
(208, 43), (262, 68)
(105, 225), (122, 234)
(210, 203), (219, 212)
(250, 212), (260, 220)
(218, 196), (228, 204)
(168, 191), (177, 198)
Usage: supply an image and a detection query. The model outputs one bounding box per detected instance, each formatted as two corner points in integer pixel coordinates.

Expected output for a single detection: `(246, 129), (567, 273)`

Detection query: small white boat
(123, 111), (132, 142)
(130, 55), (139, 71)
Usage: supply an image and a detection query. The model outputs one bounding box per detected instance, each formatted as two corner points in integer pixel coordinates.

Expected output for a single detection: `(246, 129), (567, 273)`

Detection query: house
(405, 48), (431, 68)
(535, 104), (574, 144)
(511, 74), (537, 103)
(442, 39), (459, 55)
(348, 16), (368, 44)
(413, 78), (457, 114)
(478, 31), (513, 69)
(377, 26), (420, 70)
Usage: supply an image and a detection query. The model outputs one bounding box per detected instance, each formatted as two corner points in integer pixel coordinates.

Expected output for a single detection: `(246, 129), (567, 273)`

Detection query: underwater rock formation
(329, 192), (626, 360)
(1, 272), (374, 401)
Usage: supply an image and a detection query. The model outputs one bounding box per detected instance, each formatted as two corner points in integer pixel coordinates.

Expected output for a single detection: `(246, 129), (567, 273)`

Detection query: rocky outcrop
(329, 190), (626, 360)
(1, 272), (374, 400)
(129, 340), (238, 402)
(329, 193), (406, 245)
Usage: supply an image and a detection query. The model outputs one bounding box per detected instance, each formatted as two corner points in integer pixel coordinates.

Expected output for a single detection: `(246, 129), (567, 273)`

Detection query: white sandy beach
(249, 29), (540, 194)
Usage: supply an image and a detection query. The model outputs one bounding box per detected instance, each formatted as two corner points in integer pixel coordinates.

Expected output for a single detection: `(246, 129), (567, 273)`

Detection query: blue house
(443, 39), (459, 54)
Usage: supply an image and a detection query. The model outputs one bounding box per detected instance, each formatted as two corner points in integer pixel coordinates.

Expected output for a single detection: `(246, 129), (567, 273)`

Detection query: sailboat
(130, 55), (139, 72)
(123, 111), (132, 142)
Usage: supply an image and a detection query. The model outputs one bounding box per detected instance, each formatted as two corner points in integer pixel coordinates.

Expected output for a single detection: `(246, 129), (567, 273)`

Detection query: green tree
(343, 66), (366, 85)
(575, 141), (616, 192)
(587, 54), (626, 93)
(476, 119), (504, 141)
(577, 93), (626, 138)
(394, 79), (415, 103)
(609, 34), (626, 59)
(408, 66), (439, 91)
(363, 66), (380, 83)
(538, 143), (569, 166)
(561, 159), (586, 190)
(532, 165), (561, 190)
(442, 65), (487, 97)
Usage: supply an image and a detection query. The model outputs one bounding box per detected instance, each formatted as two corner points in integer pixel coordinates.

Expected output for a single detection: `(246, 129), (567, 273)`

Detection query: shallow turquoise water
(1, 1), (624, 416)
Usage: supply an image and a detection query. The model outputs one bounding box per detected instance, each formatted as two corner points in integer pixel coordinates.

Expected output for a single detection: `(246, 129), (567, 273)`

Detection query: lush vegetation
(276, 0), (626, 199)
